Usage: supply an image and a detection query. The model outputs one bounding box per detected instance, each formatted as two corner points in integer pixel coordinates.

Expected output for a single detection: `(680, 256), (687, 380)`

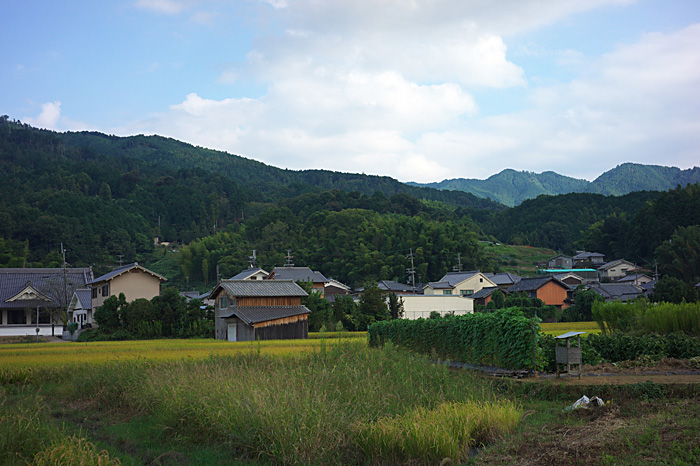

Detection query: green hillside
(411, 164), (700, 206)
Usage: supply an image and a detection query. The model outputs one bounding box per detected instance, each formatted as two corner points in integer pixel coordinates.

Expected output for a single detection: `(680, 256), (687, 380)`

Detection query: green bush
(587, 333), (700, 362)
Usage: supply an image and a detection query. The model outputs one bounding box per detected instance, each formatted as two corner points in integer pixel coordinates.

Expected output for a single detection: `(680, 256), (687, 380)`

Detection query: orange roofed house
(88, 262), (167, 310)
(506, 276), (571, 309)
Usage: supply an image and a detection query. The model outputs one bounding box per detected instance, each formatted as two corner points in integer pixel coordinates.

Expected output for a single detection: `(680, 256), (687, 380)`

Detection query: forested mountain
(57, 130), (500, 209)
(2, 117), (698, 290)
(411, 163), (700, 206)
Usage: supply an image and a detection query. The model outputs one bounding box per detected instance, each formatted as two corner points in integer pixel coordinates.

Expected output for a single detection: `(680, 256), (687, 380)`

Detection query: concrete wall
(400, 295), (473, 320)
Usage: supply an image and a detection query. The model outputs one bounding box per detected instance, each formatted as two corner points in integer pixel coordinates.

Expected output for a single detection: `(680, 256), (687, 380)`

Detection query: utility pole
(453, 253), (462, 272)
(406, 248), (416, 289)
(216, 264), (221, 284)
(284, 249), (294, 267)
(249, 250), (257, 269)
(60, 243), (68, 338)
(117, 254), (124, 267)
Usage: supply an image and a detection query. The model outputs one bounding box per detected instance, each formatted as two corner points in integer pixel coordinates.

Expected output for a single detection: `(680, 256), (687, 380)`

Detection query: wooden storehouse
(212, 280), (310, 342)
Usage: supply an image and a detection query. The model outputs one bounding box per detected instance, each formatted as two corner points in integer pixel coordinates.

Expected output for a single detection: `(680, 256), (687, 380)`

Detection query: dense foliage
(593, 300), (700, 336)
(85, 288), (213, 340)
(368, 309), (539, 370)
(586, 332), (700, 362)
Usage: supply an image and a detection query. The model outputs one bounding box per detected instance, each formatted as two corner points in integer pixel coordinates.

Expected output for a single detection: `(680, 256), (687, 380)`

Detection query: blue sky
(2, 0), (699, 182)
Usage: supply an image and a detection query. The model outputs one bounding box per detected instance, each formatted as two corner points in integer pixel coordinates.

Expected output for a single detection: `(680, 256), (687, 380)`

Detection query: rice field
(539, 321), (601, 336)
(0, 341), (521, 465)
(0, 334), (363, 369)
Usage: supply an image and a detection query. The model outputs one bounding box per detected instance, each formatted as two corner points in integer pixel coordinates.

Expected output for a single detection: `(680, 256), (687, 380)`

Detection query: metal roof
(555, 331), (587, 339)
(437, 271), (480, 287)
(219, 305), (310, 325)
(377, 280), (416, 292)
(216, 279), (308, 298)
(270, 267), (328, 283)
(483, 272), (521, 286)
(0, 268), (93, 309)
(424, 281), (453, 290)
(230, 267), (269, 280)
(88, 263), (167, 285)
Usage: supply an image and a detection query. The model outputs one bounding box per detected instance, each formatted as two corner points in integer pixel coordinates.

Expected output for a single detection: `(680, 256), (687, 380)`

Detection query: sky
(2, 0), (700, 183)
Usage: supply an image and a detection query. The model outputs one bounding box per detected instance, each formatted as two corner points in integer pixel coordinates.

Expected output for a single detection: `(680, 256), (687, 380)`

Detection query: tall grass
(56, 342), (519, 465)
(31, 436), (121, 466)
(593, 300), (700, 335)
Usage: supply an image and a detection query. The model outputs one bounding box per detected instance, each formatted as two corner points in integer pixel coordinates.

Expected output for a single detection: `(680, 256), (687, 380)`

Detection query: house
(506, 276), (571, 309)
(0, 267), (94, 336)
(482, 272), (521, 291)
(230, 267), (270, 280)
(211, 279), (310, 341)
(324, 278), (352, 301)
(471, 286), (498, 307)
(617, 274), (653, 285)
(597, 259), (637, 281)
(88, 262), (167, 310)
(66, 289), (93, 330)
(423, 271), (496, 297)
(587, 283), (645, 302)
(399, 295), (473, 320)
(552, 272), (585, 287)
(268, 266), (329, 296)
(573, 251), (605, 266)
(546, 254), (573, 269)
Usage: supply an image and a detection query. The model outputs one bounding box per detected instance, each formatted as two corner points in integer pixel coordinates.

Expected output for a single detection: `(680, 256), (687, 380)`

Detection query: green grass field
(539, 321), (601, 336)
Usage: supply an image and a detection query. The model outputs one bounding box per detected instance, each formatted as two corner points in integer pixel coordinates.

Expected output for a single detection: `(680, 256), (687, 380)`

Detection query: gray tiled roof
(75, 289), (92, 310)
(220, 305), (310, 324)
(471, 287), (498, 299)
(483, 272), (521, 286)
(588, 283), (644, 302)
(573, 251), (605, 260)
(437, 271), (480, 287)
(218, 279), (308, 298)
(507, 276), (569, 293)
(0, 268), (94, 309)
(230, 267), (269, 280)
(617, 274), (650, 283)
(377, 280), (415, 292)
(597, 259), (634, 271)
(88, 263), (167, 285)
(425, 281), (453, 290)
(270, 267), (328, 283)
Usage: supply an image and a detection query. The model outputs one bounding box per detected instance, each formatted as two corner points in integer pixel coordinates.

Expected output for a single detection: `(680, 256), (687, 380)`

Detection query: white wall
(399, 295), (473, 320)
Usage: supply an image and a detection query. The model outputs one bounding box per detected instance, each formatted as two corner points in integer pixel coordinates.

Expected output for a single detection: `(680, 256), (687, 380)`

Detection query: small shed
(555, 331), (585, 379)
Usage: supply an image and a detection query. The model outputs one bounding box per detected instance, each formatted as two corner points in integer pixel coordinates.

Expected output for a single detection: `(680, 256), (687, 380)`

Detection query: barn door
(227, 323), (237, 342)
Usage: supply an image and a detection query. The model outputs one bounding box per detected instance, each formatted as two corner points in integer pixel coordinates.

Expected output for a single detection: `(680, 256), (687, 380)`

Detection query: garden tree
(121, 298), (153, 335)
(655, 225), (700, 286)
(94, 293), (127, 331)
(331, 295), (359, 331)
(357, 283), (390, 330)
(491, 289), (505, 308)
(387, 292), (404, 319)
(304, 291), (333, 332)
(562, 288), (603, 322)
(650, 276), (693, 304)
(150, 287), (187, 337)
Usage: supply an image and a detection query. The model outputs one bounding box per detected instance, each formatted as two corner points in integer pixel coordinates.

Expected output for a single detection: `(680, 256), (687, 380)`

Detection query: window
(220, 296), (229, 309)
(91, 288), (97, 299)
(442, 290), (452, 295)
(101, 284), (109, 297)
(461, 290), (474, 296)
(7, 310), (25, 325)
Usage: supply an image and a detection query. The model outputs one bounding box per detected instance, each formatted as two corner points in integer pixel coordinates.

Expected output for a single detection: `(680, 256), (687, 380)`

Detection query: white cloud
(135, 0), (186, 15)
(25, 101), (62, 130)
(118, 1), (698, 184)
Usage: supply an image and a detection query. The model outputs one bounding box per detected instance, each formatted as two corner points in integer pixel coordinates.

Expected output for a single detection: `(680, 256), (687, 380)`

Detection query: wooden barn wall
(253, 314), (308, 329)
(254, 320), (308, 341)
(237, 297), (301, 306)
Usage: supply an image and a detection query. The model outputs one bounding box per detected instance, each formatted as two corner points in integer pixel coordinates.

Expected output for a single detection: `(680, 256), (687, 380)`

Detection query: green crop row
(593, 300), (700, 336)
(368, 309), (539, 370)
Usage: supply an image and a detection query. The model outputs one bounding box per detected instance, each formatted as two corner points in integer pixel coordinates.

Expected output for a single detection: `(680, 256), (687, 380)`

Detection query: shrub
(587, 333), (700, 362)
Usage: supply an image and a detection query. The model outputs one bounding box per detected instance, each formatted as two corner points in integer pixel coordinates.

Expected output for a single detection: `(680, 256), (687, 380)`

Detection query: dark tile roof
(483, 273), (521, 286)
(75, 289), (92, 310)
(220, 305), (310, 324)
(270, 267), (328, 283)
(230, 267), (268, 280)
(573, 251), (605, 260)
(0, 268), (93, 309)
(425, 281), (453, 290)
(597, 259), (635, 271)
(617, 274), (651, 283)
(377, 280), (416, 292)
(471, 287), (498, 299)
(88, 263), (167, 285)
(507, 276), (569, 293)
(217, 279), (308, 298)
(588, 283), (644, 302)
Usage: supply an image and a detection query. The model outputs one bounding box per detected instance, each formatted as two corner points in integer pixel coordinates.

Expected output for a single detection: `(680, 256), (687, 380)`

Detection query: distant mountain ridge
(409, 164), (700, 206)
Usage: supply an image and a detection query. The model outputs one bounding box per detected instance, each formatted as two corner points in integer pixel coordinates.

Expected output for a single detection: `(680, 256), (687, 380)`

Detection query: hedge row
(587, 332), (700, 362)
(368, 309), (538, 370)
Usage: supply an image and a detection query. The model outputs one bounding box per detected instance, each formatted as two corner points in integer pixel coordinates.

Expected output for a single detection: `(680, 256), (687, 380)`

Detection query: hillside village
(1, 245), (690, 343)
